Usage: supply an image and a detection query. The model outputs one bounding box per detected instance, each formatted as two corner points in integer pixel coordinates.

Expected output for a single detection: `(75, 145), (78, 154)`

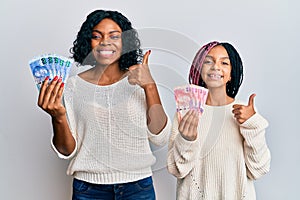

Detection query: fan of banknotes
(29, 54), (74, 90)
(174, 84), (209, 122)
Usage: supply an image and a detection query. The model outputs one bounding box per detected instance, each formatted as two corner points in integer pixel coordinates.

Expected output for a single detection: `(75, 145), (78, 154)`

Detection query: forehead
(93, 18), (122, 32)
(207, 45), (228, 58)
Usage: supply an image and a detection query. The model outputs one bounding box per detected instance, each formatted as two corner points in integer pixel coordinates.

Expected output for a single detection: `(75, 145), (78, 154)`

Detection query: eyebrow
(206, 55), (229, 60)
(92, 30), (121, 34)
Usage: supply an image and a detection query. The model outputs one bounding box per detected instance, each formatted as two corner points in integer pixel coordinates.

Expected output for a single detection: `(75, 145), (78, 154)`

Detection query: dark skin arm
(127, 50), (168, 134)
(38, 76), (75, 156)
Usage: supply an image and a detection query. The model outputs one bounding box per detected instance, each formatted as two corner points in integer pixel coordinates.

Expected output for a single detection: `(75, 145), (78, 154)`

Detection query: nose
(100, 36), (111, 46)
(211, 63), (220, 70)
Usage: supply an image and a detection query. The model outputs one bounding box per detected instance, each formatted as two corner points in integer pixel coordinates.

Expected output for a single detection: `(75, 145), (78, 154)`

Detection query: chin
(96, 59), (119, 67)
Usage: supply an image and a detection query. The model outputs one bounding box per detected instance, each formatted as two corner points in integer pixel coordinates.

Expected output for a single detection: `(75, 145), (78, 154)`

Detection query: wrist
(142, 82), (156, 90)
(52, 114), (66, 124)
(181, 133), (197, 141)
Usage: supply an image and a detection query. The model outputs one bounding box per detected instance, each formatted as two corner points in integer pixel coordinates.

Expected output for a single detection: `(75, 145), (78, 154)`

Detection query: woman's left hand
(127, 50), (155, 88)
(232, 94), (256, 124)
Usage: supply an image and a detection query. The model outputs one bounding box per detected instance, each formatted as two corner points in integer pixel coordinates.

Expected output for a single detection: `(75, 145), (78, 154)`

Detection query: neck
(93, 63), (127, 85)
(206, 88), (234, 106)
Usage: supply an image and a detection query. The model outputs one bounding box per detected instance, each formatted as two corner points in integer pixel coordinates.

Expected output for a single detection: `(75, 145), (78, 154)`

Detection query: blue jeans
(72, 176), (156, 200)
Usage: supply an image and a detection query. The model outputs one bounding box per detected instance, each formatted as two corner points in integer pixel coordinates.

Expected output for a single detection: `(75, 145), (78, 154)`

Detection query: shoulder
(63, 75), (81, 98)
(65, 75), (77, 88)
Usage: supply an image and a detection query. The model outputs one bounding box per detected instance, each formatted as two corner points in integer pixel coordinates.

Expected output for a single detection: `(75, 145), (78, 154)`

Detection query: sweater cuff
(240, 113), (269, 130)
(240, 113), (269, 140)
(174, 132), (200, 153)
(50, 136), (77, 160)
(148, 116), (171, 146)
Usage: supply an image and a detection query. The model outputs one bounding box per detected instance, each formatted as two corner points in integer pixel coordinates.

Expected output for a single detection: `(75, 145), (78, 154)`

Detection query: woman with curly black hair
(167, 41), (271, 199)
(38, 9), (171, 200)
(70, 9), (143, 70)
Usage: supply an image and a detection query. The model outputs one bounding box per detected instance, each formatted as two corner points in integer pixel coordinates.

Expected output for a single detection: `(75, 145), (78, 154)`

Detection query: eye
(110, 35), (121, 40)
(222, 62), (229, 65)
(91, 34), (102, 39)
(203, 59), (213, 65)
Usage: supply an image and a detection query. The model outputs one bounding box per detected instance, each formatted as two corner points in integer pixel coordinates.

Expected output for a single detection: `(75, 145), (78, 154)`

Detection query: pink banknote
(174, 84), (209, 122)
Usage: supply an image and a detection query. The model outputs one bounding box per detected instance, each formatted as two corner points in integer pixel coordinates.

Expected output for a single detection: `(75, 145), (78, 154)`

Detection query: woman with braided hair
(167, 41), (271, 199)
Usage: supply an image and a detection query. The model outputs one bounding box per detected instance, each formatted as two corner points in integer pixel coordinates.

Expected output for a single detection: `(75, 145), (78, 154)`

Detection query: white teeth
(209, 74), (222, 79)
(99, 50), (114, 55)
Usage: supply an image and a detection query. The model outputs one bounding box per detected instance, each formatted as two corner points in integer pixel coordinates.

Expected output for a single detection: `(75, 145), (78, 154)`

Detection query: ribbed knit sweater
(51, 75), (171, 184)
(167, 101), (271, 200)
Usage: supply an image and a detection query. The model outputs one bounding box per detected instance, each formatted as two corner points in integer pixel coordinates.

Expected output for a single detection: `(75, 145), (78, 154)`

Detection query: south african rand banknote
(29, 54), (73, 90)
(174, 84), (209, 122)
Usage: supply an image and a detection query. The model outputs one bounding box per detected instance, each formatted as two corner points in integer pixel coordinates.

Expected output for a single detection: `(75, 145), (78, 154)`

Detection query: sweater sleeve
(240, 112), (271, 180)
(148, 115), (171, 146)
(50, 136), (77, 159)
(167, 114), (200, 179)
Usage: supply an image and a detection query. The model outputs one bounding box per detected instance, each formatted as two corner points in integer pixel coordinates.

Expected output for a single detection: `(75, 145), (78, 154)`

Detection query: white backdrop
(0, 0), (299, 199)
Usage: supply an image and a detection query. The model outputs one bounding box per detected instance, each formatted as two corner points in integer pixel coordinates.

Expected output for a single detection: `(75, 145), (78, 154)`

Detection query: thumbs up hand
(127, 50), (155, 89)
(232, 94), (257, 124)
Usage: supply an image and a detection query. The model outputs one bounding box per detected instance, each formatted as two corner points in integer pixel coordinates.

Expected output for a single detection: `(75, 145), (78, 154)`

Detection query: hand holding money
(232, 94), (256, 124)
(37, 76), (66, 119)
(29, 54), (73, 90)
(178, 110), (199, 141)
(174, 84), (208, 122)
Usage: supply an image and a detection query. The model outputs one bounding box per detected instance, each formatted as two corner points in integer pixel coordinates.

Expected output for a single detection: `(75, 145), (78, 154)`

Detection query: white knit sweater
(51, 75), (171, 184)
(167, 101), (271, 200)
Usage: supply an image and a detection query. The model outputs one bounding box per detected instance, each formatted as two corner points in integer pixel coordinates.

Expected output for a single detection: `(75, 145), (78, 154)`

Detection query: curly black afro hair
(70, 10), (142, 70)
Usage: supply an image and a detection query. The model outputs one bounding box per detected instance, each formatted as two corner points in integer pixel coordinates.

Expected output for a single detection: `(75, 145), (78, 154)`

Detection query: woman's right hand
(178, 110), (199, 141)
(38, 76), (66, 119)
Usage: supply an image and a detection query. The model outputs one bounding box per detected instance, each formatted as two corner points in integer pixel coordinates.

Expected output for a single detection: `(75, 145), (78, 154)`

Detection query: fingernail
(45, 76), (49, 81)
(60, 83), (65, 88)
(58, 77), (62, 82)
(149, 50), (151, 54)
(53, 76), (58, 81)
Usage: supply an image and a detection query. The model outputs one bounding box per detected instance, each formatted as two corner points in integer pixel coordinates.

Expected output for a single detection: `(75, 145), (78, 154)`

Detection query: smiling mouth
(208, 74), (224, 79)
(97, 50), (116, 55)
